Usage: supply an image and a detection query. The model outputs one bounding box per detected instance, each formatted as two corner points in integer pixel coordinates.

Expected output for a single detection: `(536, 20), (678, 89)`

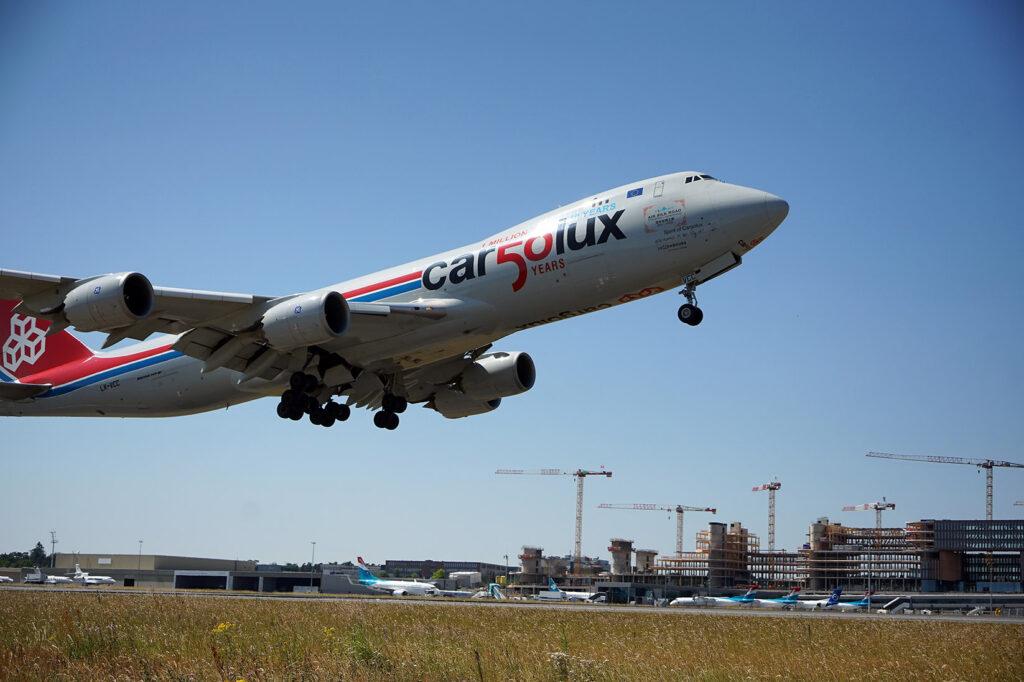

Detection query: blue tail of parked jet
(824, 587), (843, 607)
(548, 577), (562, 592)
(489, 583), (506, 600)
(356, 557), (379, 585)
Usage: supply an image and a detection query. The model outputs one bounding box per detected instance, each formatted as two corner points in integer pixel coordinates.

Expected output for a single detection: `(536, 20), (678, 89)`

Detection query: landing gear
(677, 281), (704, 326)
(382, 394), (407, 414)
(289, 371), (320, 394)
(677, 303), (703, 326)
(373, 410), (399, 430)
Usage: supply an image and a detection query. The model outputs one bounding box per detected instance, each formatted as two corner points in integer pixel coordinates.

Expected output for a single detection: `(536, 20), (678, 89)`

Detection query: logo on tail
(825, 587), (843, 607)
(356, 557), (379, 584)
(2, 314), (45, 373)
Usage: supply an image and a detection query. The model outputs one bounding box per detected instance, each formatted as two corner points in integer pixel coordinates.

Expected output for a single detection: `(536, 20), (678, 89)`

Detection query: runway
(3, 585), (1020, 625)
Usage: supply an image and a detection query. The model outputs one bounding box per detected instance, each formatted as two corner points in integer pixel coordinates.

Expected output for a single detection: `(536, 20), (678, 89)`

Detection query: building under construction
(517, 518), (1024, 600)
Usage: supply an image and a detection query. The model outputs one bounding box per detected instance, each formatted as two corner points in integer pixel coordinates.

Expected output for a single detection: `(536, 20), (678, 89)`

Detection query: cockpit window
(699, 174), (716, 180)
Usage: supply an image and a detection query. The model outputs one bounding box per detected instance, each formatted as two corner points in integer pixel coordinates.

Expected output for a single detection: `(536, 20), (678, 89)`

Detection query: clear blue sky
(2, 2), (1022, 565)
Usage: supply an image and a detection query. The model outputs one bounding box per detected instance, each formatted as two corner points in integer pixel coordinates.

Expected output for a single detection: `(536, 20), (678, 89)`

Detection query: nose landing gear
(677, 282), (704, 326)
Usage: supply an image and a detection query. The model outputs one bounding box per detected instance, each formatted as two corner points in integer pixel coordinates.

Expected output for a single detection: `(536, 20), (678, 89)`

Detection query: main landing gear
(277, 372), (350, 428)
(373, 393), (407, 431)
(677, 282), (704, 326)
(277, 371), (408, 431)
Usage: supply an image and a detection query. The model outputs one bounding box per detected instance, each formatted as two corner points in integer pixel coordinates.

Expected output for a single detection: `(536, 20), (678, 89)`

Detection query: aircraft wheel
(677, 304), (704, 326)
(276, 402), (290, 418)
(373, 411), (387, 429)
(321, 414), (336, 428)
(335, 403), (351, 421)
(384, 411), (399, 430)
(288, 406), (304, 421)
(309, 408), (324, 426)
(304, 395), (319, 414)
(302, 373), (319, 393)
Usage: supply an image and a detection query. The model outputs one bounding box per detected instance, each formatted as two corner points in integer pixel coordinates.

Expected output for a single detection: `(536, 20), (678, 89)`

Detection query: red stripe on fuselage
(343, 271), (421, 299)
(19, 343), (176, 387)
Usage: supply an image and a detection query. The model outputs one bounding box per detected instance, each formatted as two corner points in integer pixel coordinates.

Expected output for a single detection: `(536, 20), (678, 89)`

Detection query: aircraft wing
(0, 268), (454, 383)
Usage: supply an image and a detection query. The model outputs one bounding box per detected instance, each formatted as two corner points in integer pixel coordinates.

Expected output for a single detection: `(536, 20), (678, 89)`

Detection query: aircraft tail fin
(0, 300), (93, 383)
(548, 577), (560, 592)
(356, 557), (378, 583)
(826, 587), (843, 606)
(744, 583), (759, 597)
(489, 583), (506, 600)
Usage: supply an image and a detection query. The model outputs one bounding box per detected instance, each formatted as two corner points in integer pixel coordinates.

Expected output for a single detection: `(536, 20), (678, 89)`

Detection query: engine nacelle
(432, 388), (501, 419)
(261, 290), (349, 351)
(459, 351), (536, 401)
(63, 272), (154, 332)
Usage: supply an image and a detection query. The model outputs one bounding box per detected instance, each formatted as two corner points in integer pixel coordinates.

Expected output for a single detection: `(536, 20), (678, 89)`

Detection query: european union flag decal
(626, 187), (643, 198)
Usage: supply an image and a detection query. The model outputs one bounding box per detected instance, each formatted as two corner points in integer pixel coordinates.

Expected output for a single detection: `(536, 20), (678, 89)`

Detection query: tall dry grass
(0, 590), (1020, 680)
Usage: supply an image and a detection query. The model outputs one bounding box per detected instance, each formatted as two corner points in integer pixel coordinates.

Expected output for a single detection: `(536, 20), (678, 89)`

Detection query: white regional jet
(356, 557), (440, 596)
(0, 172), (787, 429)
(71, 563), (117, 585)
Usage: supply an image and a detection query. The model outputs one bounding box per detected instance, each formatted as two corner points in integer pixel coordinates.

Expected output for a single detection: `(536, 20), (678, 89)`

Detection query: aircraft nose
(763, 193), (789, 227)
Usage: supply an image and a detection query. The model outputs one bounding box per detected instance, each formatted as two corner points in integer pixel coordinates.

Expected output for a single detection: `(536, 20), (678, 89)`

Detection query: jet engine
(432, 388), (502, 419)
(63, 272), (154, 332)
(459, 351), (535, 401)
(261, 291), (349, 351)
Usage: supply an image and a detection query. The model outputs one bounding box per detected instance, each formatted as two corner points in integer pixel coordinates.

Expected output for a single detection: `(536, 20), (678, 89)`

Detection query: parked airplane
(756, 587), (802, 609)
(827, 591), (874, 612)
(72, 563), (116, 585)
(356, 557), (440, 596)
(0, 575), (13, 583)
(793, 587), (843, 610)
(671, 585), (760, 607)
(0, 172), (787, 429)
(23, 567), (74, 585)
(471, 583), (507, 600)
(537, 577), (602, 602)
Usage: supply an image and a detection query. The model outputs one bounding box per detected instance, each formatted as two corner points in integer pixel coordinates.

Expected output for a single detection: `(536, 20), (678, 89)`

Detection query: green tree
(29, 542), (46, 565)
(430, 568), (446, 580)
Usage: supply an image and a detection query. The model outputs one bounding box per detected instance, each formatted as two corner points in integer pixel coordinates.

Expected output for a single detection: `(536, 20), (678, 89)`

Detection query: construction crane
(752, 480), (782, 551)
(866, 452), (1024, 520)
(496, 468), (612, 574)
(842, 498), (896, 529)
(597, 503), (717, 556)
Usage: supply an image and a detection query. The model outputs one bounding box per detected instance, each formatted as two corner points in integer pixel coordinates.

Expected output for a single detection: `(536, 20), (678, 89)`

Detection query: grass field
(0, 591), (1021, 680)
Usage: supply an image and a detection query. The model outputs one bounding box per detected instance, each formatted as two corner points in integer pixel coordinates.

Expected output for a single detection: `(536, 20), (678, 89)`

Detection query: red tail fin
(0, 300), (93, 381)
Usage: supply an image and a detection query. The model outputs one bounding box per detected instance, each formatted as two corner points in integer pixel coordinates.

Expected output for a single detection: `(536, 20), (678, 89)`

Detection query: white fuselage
(364, 578), (439, 596)
(3, 172), (785, 417)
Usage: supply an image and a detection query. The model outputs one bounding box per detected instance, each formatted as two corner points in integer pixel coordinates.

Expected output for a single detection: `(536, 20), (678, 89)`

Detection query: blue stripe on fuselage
(348, 279), (421, 302)
(39, 351), (183, 398)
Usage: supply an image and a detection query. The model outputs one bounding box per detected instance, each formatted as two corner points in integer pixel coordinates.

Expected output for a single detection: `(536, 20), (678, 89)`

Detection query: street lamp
(138, 540), (143, 573)
(310, 541), (316, 588)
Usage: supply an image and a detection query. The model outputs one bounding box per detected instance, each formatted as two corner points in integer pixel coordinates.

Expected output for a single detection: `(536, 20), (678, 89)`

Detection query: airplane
(792, 587), (843, 610)
(536, 576), (602, 602)
(23, 567), (74, 585)
(670, 584), (761, 607)
(0, 575), (13, 583)
(471, 583), (507, 600)
(356, 557), (440, 596)
(755, 586), (802, 609)
(826, 591), (874, 612)
(45, 574), (74, 585)
(671, 584), (760, 607)
(0, 172), (788, 430)
(71, 563), (117, 585)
